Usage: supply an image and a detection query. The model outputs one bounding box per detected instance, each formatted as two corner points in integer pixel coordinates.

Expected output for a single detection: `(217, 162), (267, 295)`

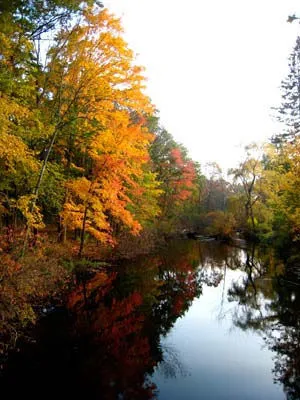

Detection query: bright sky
(104, 0), (300, 172)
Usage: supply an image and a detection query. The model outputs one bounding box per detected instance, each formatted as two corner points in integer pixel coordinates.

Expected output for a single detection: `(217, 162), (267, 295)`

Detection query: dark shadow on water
(1, 240), (299, 399)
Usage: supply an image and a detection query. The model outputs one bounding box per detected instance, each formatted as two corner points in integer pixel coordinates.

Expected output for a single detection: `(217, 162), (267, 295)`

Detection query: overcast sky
(104, 0), (300, 172)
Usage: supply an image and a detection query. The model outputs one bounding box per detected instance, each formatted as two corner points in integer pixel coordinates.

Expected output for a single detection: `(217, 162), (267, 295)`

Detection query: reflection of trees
(73, 239), (206, 398)
(268, 264), (300, 400)
(227, 245), (300, 399)
(6, 240), (295, 399)
(156, 343), (187, 380)
(198, 240), (240, 269)
(197, 242), (244, 289)
(153, 267), (202, 336)
(1, 239), (206, 399)
(272, 325), (300, 400)
(228, 244), (269, 331)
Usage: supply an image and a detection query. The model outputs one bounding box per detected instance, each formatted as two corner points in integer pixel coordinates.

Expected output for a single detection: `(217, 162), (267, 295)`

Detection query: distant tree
(229, 144), (263, 234)
(202, 162), (228, 212)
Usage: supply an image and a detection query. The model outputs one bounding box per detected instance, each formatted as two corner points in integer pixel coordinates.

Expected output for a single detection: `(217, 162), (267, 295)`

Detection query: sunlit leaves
(61, 111), (158, 245)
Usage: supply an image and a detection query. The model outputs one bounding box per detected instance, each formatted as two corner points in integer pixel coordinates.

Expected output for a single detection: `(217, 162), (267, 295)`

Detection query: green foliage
(39, 162), (66, 218)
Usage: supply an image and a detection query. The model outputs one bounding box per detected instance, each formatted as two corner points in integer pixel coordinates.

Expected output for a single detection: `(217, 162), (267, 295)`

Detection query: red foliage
(170, 148), (196, 202)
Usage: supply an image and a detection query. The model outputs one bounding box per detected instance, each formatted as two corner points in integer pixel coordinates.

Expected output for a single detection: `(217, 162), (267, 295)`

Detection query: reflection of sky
(151, 268), (285, 400)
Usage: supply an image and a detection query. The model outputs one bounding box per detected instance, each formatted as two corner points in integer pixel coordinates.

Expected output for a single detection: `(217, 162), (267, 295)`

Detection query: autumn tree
(149, 124), (199, 231)
(62, 112), (160, 255)
(0, 5), (161, 254)
(260, 140), (300, 244)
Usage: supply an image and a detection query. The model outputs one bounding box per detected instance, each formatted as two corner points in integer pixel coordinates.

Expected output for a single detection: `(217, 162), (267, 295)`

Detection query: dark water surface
(2, 240), (300, 399)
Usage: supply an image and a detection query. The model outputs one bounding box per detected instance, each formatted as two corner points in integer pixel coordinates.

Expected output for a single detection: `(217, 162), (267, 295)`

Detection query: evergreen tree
(273, 36), (300, 145)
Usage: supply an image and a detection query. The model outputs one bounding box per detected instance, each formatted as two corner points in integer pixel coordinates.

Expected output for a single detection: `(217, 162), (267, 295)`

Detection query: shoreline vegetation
(0, 1), (299, 363)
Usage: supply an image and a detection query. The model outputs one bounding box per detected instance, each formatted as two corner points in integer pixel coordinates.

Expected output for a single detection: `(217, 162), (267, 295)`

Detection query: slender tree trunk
(249, 205), (255, 231)
(63, 225), (67, 242)
(21, 127), (60, 257)
(78, 205), (88, 257)
(21, 61), (85, 256)
(59, 129), (75, 242)
(245, 197), (255, 232)
(57, 215), (68, 243)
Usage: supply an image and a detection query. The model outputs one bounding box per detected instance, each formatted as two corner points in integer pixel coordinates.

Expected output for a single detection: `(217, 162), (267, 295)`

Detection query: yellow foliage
(17, 195), (45, 230)
(0, 131), (38, 173)
(61, 111), (156, 243)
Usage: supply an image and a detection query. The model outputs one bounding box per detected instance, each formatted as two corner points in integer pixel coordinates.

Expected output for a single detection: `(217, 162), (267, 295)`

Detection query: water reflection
(227, 245), (300, 400)
(1, 240), (299, 399)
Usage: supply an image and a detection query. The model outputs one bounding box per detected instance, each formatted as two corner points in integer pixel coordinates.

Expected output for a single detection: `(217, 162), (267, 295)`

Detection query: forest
(0, 0), (299, 362)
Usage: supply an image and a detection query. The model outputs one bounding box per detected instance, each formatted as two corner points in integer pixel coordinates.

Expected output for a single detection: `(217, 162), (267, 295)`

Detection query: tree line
(1, 1), (299, 256)
(0, 1), (202, 258)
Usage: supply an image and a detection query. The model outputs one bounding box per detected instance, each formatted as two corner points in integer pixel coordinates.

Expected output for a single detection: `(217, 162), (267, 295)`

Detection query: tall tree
(273, 36), (300, 145)
(18, 7), (156, 252)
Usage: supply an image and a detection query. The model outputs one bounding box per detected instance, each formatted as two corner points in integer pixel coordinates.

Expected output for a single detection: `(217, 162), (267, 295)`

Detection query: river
(1, 239), (299, 399)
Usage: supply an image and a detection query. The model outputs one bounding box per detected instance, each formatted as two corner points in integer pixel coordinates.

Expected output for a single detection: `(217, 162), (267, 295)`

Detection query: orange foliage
(62, 112), (155, 245)
(53, 9), (157, 247)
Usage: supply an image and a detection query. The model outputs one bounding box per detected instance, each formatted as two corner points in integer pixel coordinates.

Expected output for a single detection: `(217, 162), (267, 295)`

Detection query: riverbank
(0, 228), (167, 360)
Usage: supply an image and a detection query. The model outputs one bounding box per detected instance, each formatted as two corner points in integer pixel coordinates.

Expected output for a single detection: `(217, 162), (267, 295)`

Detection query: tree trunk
(21, 127), (60, 257)
(78, 205), (88, 257)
